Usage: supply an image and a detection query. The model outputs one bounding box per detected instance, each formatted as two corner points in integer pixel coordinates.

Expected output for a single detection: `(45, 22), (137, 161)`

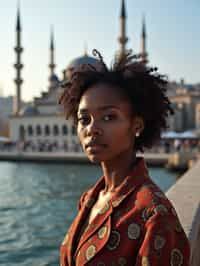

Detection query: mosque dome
(67, 54), (100, 70)
(65, 53), (101, 80)
(19, 104), (39, 116)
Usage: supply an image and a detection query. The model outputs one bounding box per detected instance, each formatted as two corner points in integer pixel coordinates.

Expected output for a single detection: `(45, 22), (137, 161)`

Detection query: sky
(0, 0), (199, 102)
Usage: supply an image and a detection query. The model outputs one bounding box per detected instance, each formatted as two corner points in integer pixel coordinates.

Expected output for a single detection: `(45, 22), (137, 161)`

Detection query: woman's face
(77, 82), (141, 163)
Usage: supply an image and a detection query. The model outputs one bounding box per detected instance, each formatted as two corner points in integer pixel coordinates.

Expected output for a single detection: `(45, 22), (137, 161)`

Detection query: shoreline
(0, 151), (170, 166)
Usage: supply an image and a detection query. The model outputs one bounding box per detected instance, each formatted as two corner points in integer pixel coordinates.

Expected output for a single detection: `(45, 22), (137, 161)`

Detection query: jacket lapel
(68, 176), (105, 264)
(67, 205), (89, 266)
(76, 216), (112, 265)
(75, 197), (113, 256)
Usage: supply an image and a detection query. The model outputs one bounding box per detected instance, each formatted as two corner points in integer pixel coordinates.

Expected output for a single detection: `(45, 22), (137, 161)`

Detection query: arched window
(72, 125), (76, 136)
(62, 125), (68, 135)
(28, 125), (33, 136)
(36, 125), (42, 136)
(53, 125), (59, 136)
(19, 125), (25, 140)
(45, 125), (50, 136)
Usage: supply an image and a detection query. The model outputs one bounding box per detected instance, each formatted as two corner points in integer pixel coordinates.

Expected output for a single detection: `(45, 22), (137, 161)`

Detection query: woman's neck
(101, 151), (137, 193)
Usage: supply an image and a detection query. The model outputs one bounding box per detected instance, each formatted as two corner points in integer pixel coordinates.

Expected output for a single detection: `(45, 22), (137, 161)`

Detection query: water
(0, 161), (177, 266)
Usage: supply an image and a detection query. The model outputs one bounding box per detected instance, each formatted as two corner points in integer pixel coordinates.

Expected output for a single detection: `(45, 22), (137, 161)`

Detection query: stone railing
(166, 160), (200, 266)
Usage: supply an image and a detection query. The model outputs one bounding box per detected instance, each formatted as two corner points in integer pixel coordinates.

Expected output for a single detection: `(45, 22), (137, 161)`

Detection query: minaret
(49, 27), (56, 77)
(140, 16), (148, 64)
(13, 5), (23, 114)
(118, 0), (128, 58)
(48, 27), (58, 91)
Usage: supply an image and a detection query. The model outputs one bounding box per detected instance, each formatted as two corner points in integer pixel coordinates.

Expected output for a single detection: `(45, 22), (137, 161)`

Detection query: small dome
(19, 105), (39, 116)
(67, 54), (100, 70)
(49, 74), (60, 83)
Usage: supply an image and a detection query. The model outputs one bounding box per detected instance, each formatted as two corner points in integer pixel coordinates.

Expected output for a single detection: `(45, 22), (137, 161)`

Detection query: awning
(161, 131), (198, 139)
(0, 136), (11, 142)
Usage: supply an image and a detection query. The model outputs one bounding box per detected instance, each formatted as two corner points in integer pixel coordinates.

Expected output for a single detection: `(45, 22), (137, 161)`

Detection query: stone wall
(166, 161), (200, 266)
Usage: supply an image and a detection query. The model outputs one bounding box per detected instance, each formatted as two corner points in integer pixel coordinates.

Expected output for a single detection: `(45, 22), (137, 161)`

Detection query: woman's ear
(132, 116), (144, 137)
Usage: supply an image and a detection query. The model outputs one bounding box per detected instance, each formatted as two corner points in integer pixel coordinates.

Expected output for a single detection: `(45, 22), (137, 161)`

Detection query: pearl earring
(135, 132), (140, 137)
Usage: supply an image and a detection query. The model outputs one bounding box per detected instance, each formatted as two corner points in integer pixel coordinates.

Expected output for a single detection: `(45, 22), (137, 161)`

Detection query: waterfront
(0, 162), (177, 266)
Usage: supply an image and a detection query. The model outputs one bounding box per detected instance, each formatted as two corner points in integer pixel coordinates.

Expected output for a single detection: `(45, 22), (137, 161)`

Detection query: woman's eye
(103, 114), (116, 121)
(78, 116), (91, 125)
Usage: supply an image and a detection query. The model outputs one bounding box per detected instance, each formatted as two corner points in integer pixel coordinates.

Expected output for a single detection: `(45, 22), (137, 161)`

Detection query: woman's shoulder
(134, 178), (177, 218)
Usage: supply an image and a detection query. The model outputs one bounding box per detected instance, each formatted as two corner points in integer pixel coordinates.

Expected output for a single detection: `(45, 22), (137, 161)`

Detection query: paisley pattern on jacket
(60, 158), (190, 266)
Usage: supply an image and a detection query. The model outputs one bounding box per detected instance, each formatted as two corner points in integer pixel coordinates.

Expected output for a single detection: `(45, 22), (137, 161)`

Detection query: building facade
(167, 82), (200, 132)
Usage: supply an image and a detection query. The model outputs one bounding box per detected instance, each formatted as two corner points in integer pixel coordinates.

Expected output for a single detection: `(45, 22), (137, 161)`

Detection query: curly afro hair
(59, 49), (174, 152)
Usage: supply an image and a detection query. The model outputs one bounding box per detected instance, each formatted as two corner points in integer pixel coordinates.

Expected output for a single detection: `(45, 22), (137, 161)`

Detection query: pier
(166, 160), (200, 266)
(0, 149), (198, 171)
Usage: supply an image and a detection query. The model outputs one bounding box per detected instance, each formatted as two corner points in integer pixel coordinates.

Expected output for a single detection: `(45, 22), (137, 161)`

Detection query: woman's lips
(86, 143), (107, 153)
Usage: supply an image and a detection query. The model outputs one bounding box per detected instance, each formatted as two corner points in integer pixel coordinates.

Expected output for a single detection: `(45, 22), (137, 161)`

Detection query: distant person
(174, 139), (181, 152)
(164, 141), (171, 153)
(59, 50), (190, 265)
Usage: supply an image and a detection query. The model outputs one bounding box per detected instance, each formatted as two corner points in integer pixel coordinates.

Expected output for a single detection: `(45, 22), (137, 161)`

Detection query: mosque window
(62, 125), (68, 135)
(36, 125), (42, 136)
(72, 125), (76, 135)
(45, 125), (50, 136)
(28, 125), (33, 136)
(19, 125), (25, 140)
(53, 125), (59, 136)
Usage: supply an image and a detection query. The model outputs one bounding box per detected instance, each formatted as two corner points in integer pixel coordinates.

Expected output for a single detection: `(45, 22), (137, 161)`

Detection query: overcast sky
(0, 0), (199, 101)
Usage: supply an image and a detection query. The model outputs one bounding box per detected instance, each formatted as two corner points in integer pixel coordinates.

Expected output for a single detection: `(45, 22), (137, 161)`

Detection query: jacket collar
(109, 157), (149, 208)
(85, 157), (149, 206)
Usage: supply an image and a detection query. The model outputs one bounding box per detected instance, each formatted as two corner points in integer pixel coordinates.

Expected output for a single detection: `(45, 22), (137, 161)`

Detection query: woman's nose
(87, 120), (102, 136)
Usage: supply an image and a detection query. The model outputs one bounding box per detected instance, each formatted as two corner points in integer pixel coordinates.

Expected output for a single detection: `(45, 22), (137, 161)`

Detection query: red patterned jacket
(60, 158), (190, 266)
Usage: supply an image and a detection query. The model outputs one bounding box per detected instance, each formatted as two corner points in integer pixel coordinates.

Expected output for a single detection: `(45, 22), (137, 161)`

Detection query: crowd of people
(158, 138), (200, 153)
(0, 138), (200, 154)
(0, 139), (82, 153)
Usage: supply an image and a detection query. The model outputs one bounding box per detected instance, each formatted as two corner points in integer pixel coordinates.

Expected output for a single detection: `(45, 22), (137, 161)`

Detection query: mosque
(9, 0), (148, 152)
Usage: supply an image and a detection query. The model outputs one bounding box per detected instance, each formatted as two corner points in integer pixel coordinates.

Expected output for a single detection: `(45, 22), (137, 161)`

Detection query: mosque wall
(36, 104), (60, 114)
(9, 115), (81, 152)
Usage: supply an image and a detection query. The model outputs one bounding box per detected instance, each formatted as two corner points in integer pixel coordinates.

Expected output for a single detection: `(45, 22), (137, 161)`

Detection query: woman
(59, 50), (190, 266)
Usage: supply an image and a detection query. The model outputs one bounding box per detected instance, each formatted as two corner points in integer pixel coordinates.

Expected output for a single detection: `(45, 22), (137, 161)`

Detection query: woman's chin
(87, 155), (102, 164)
(86, 151), (114, 164)
(85, 150), (113, 164)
